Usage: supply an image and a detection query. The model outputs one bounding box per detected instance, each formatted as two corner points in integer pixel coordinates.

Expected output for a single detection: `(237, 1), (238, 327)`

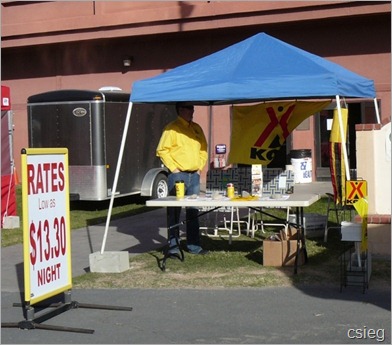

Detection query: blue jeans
(167, 171), (202, 254)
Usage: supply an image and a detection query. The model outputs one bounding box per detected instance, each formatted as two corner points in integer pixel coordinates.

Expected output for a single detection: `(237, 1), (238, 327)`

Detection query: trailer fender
(141, 168), (169, 198)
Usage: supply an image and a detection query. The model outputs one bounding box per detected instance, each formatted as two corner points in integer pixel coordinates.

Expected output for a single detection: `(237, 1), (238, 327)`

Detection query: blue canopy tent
(130, 32), (376, 104)
(100, 32), (379, 252)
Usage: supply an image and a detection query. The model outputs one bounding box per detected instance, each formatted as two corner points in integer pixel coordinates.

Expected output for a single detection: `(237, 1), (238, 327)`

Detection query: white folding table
(146, 193), (321, 272)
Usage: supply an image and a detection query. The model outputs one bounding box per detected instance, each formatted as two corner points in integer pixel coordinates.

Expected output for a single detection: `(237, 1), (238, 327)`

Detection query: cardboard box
(263, 228), (304, 266)
(263, 239), (283, 266)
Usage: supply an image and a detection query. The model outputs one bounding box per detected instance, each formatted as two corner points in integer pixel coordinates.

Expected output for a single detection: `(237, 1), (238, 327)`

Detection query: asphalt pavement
(1, 183), (391, 344)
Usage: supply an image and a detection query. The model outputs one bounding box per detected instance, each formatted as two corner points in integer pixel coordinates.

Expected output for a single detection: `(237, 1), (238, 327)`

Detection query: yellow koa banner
(330, 108), (348, 143)
(228, 101), (330, 165)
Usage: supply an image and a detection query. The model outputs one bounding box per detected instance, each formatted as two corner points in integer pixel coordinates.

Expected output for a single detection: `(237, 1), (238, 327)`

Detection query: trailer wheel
(152, 173), (168, 199)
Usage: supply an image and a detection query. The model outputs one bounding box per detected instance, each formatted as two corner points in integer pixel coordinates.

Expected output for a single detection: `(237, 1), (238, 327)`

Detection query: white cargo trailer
(27, 89), (176, 201)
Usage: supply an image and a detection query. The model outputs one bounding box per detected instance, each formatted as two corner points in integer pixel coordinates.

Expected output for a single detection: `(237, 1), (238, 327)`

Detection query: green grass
(3, 186), (390, 289)
(72, 223), (390, 289)
(73, 197), (389, 290)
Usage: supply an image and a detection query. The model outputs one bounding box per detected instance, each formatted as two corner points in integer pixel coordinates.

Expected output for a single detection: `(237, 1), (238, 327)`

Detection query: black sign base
(1, 290), (133, 334)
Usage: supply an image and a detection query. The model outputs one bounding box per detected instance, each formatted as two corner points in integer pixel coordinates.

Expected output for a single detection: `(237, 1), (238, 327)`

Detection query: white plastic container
(291, 157), (312, 183)
(341, 221), (362, 241)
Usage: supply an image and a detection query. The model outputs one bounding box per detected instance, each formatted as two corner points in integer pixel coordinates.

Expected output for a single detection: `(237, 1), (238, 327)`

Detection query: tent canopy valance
(130, 32), (376, 105)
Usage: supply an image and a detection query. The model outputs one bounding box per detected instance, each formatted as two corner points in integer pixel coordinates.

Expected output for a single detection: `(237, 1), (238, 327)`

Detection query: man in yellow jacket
(156, 102), (209, 255)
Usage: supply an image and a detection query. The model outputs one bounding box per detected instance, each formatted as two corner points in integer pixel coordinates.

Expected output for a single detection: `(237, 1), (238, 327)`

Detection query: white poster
(22, 148), (72, 305)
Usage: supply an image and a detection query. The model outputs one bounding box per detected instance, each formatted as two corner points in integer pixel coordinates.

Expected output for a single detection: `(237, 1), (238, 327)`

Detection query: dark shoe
(167, 241), (180, 254)
(167, 250), (181, 260)
(167, 248), (180, 255)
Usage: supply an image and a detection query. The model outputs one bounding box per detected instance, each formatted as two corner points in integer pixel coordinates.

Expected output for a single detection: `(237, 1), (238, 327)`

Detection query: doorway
(315, 102), (367, 181)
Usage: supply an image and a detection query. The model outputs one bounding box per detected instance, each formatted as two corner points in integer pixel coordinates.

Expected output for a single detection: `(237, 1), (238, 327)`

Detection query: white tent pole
(336, 95), (351, 181)
(100, 102), (134, 254)
(3, 110), (15, 223)
(373, 98), (381, 124)
(208, 105), (212, 168)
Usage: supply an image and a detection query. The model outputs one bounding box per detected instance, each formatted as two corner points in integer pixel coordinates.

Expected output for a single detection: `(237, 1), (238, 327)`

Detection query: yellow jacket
(156, 116), (208, 172)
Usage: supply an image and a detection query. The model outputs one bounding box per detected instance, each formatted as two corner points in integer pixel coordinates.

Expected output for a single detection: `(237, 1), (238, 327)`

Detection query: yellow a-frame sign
(346, 180), (367, 205)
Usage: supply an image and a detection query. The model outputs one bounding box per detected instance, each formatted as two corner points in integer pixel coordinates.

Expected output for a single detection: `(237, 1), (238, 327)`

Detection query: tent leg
(100, 102), (134, 254)
(208, 105), (213, 167)
(335, 95), (351, 181)
(373, 98), (381, 124)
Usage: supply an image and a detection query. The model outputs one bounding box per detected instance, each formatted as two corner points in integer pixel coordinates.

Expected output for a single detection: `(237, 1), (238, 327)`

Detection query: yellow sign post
(346, 180), (368, 252)
(346, 180), (367, 205)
